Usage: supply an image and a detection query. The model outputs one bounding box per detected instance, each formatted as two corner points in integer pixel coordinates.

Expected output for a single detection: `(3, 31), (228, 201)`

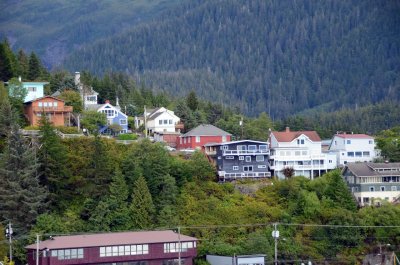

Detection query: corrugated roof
(183, 124), (231, 137)
(26, 230), (197, 250)
(345, 162), (400, 177)
(335, 134), (373, 139)
(271, 128), (321, 142)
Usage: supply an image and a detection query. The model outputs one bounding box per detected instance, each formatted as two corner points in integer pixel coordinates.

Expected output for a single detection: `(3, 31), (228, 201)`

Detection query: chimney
(285, 127), (290, 132)
(116, 97), (119, 106)
(105, 100), (110, 104)
(74, 72), (80, 87)
(18, 76), (22, 82)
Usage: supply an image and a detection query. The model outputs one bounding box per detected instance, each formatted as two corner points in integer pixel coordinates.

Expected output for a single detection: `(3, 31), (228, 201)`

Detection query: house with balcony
(177, 124), (231, 150)
(24, 96), (73, 127)
(328, 133), (377, 166)
(86, 100), (128, 134)
(205, 140), (270, 181)
(342, 162), (400, 206)
(26, 230), (198, 265)
(269, 127), (337, 179)
(145, 107), (183, 134)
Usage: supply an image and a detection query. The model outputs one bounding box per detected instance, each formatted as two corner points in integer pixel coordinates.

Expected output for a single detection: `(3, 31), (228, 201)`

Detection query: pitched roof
(23, 96), (65, 104)
(26, 230), (197, 250)
(271, 127), (321, 142)
(183, 124), (231, 137)
(204, 140), (268, 147)
(345, 162), (400, 177)
(334, 134), (373, 139)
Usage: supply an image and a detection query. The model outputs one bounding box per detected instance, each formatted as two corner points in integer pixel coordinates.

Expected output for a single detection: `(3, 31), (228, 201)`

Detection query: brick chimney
(285, 127), (290, 132)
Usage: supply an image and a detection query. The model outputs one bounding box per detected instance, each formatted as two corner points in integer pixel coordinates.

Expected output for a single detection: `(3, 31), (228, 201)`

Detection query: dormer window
(297, 139), (305, 145)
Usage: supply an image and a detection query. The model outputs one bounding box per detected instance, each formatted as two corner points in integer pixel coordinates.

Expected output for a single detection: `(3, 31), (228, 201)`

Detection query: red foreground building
(176, 124), (231, 150)
(26, 230), (198, 265)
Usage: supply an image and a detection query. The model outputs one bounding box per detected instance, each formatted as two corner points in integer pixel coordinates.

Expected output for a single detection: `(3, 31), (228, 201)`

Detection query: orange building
(24, 96), (73, 126)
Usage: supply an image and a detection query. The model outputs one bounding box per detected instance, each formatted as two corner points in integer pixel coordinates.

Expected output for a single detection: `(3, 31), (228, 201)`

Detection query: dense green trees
(376, 127), (400, 162)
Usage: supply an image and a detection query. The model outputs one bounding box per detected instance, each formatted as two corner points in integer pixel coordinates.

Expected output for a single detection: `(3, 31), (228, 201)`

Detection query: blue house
(86, 100), (128, 134)
(204, 140), (271, 181)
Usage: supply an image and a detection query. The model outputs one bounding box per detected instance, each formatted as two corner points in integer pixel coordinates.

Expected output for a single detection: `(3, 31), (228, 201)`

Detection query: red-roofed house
(328, 133), (377, 166)
(26, 230), (197, 265)
(269, 127), (337, 179)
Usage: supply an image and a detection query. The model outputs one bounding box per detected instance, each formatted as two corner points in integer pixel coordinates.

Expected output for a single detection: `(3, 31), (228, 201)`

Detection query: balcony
(218, 171), (271, 179)
(32, 106), (73, 113)
(223, 149), (270, 156)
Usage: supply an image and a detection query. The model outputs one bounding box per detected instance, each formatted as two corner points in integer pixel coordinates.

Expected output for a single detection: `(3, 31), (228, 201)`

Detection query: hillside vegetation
(0, 0), (183, 67)
(64, 0), (400, 117)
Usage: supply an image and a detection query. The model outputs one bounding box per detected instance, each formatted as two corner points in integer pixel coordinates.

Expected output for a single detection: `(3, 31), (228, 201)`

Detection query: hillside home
(342, 162), (400, 206)
(26, 230), (198, 265)
(74, 72), (99, 108)
(24, 96), (73, 127)
(177, 124), (231, 150)
(6, 78), (48, 103)
(269, 127), (337, 179)
(86, 100), (128, 134)
(328, 133), (377, 166)
(146, 107), (182, 134)
(205, 140), (270, 181)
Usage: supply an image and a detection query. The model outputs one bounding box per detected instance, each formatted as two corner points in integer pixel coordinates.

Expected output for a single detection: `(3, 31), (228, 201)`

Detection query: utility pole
(36, 234), (40, 265)
(6, 222), (13, 263)
(178, 226), (181, 265)
(272, 223), (279, 265)
(144, 105), (147, 138)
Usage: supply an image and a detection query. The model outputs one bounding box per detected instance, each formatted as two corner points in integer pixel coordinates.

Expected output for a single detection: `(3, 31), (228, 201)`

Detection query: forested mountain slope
(0, 0), (183, 67)
(64, 0), (400, 118)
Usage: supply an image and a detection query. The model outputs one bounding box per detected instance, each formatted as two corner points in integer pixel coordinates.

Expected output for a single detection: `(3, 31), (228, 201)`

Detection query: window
(363, 151), (370, 157)
(48, 102), (53, 107)
(243, 166), (253, 172)
(347, 152), (354, 157)
(248, 145), (257, 151)
(256, 155), (264, 162)
(369, 140), (373, 144)
(169, 119), (173, 124)
(369, 187), (375, 192)
(38, 102), (43, 107)
(239, 156), (244, 160)
(347, 140), (351, 144)
(245, 156), (251, 162)
(53, 102), (58, 107)
(295, 151), (301, 156)
(222, 136), (227, 142)
(164, 119), (168, 124)
(259, 145), (268, 151)
(391, 186), (397, 191)
(297, 139), (305, 145)
(355, 152), (362, 157)
(380, 186), (385, 192)
(183, 138), (186, 144)
(334, 140), (337, 145)
(100, 244), (148, 257)
(52, 248), (83, 260)
(159, 120), (163, 125)
(28, 87), (36, 92)
(120, 119), (127, 125)
(43, 102), (48, 107)
(237, 145), (247, 151)
(164, 242), (194, 253)
(302, 151), (307, 155)
(195, 136), (200, 143)
(258, 165), (267, 169)
(222, 145), (228, 150)
(226, 156), (234, 159)
(233, 166), (239, 170)
(37, 113), (42, 117)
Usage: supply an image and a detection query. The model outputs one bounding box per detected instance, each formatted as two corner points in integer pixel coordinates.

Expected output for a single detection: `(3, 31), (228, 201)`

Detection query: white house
(74, 72), (99, 108)
(269, 127), (337, 179)
(145, 107), (181, 133)
(328, 133), (377, 166)
(342, 162), (400, 206)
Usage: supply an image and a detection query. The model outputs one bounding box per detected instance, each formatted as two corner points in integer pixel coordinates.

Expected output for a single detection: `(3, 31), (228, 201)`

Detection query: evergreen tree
(186, 90), (199, 111)
(38, 115), (69, 208)
(156, 175), (179, 226)
(27, 52), (41, 81)
(0, 39), (16, 81)
(108, 168), (131, 230)
(16, 49), (29, 79)
(130, 176), (155, 229)
(0, 124), (47, 234)
(324, 170), (357, 211)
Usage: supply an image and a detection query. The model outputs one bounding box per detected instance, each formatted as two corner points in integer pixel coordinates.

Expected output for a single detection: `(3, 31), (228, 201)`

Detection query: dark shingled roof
(345, 162), (400, 177)
(183, 124), (231, 137)
(26, 230), (197, 250)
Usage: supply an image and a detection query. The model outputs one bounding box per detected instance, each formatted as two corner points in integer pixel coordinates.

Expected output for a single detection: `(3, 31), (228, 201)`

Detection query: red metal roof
(26, 230), (197, 250)
(334, 134), (373, 139)
(271, 127), (321, 142)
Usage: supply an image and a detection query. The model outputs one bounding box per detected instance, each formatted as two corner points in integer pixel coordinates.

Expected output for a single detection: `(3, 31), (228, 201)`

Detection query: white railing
(223, 150), (270, 156)
(218, 171), (271, 179)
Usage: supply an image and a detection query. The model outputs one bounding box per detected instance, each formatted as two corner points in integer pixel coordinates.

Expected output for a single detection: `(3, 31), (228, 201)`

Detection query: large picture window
(99, 244), (149, 257)
(51, 248), (83, 260)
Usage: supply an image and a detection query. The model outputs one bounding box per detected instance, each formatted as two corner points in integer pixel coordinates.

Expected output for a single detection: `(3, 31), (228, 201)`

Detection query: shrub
(55, 126), (80, 134)
(117, 133), (138, 140)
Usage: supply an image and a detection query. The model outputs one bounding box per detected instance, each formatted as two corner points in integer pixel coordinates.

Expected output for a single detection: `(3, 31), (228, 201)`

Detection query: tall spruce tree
(16, 49), (29, 79)
(27, 52), (41, 81)
(0, 39), (16, 81)
(325, 170), (357, 211)
(38, 115), (69, 208)
(0, 124), (47, 234)
(130, 176), (155, 229)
